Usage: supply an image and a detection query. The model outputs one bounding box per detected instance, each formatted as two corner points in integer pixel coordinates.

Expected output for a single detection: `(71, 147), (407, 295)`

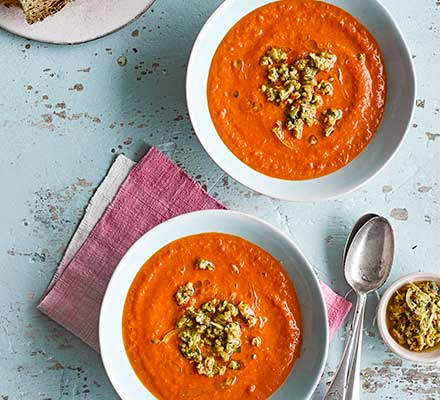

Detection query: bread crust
(18, 0), (69, 24)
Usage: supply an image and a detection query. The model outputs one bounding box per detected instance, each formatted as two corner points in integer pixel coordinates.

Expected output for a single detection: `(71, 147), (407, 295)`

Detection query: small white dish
(0, 0), (154, 44)
(100, 210), (328, 400)
(186, 0), (416, 201)
(377, 272), (440, 363)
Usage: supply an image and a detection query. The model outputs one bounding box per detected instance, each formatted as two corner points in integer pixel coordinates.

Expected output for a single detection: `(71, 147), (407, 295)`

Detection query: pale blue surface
(0, 0), (439, 399)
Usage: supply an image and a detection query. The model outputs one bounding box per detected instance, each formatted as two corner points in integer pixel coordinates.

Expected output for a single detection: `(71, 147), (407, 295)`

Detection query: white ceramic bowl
(0, 0), (155, 45)
(377, 272), (440, 363)
(100, 210), (328, 399)
(186, 0), (416, 201)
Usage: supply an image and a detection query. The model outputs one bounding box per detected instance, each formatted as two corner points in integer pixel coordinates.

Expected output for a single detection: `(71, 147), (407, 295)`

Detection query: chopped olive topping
(309, 135), (318, 145)
(260, 47), (288, 66)
(225, 376), (237, 386)
(259, 47), (343, 146)
(323, 125), (334, 137)
(285, 118), (304, 139)
(195, 258), (215, 271)
(250, 353), (257, 360)
(251, 336), (262, 347)
(310, 51), (337, 71)
(228, 360), (241, 370)
(231, 264), (240, 274)
(300, 103), (316, 126)
(388, 281), (440, 352)
(317, 80), (333, 96)
(323, 108), (343, 126)
(238, 301), (258, 327)
(259, 316), (268, 328)
(357, 53), (366, 62)
(175, 282), (194, 306)
(232, 58), (244, 69)
(322, 108), (343, 137)
(196, 356), (226, 377)
(177, 298), (259, 378)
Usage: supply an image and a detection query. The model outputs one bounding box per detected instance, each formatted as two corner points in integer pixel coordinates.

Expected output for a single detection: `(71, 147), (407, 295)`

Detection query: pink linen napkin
(38, 147), (351, 352)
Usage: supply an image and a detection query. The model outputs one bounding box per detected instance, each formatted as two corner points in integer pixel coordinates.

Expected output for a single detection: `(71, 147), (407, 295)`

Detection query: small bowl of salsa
(377, 273), (440, 363)
(186, 0), (416, 200)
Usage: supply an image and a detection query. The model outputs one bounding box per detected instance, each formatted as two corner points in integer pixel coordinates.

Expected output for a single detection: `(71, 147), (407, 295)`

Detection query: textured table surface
(0, 0), (439, 399)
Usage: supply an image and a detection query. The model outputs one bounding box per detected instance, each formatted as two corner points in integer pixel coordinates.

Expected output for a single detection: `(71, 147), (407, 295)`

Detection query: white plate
(377, 272), (440, 363)
(186, 0), (416, 201)
(99, 210), (328, 400)
(0, 0), (155, 44)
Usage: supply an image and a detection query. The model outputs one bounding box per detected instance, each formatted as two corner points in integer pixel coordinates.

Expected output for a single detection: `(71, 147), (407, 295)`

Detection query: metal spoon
(341, 213), (379, 398)
(324, 215), (394, 400)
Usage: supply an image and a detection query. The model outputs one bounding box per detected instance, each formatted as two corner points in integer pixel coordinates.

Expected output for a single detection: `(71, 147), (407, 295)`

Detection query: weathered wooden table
(0, 0), (439, 398)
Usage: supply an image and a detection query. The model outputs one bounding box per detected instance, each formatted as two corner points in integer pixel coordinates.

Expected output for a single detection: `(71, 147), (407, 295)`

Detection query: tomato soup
(123, 233), (301, 399)
(207, 0), (386, 180)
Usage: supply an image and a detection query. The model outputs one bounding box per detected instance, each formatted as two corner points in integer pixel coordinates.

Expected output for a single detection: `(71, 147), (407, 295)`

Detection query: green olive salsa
(259, 47), (346, 146)
(158, 258), (262, 385)
(387, 281), (440, 352)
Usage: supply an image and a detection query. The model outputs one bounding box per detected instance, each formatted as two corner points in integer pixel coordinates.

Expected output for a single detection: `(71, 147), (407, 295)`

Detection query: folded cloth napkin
(38, 147), (351, 352)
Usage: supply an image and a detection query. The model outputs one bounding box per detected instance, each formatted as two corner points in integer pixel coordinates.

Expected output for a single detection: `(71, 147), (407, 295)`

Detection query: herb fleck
(309, 135), (318, 145)
(228, 360), (241, 370)
(357, 53), (366, 62)
(251, 336), (262, 347)
(225, 376), (237, 386)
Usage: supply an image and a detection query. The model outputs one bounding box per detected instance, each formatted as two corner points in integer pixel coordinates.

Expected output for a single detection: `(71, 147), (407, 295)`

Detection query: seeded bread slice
(18, 0), (69, 24)
(0, 0), (20, 6)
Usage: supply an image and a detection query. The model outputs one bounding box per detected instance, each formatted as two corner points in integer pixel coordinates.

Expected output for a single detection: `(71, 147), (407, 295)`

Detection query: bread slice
(0, 0), (20, 6)
(18, 0), (69, 24)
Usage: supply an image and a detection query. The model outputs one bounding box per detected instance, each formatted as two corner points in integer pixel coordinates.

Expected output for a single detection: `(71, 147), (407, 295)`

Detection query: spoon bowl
(343, 213), (378, 264)
(345, 216), (394, 294)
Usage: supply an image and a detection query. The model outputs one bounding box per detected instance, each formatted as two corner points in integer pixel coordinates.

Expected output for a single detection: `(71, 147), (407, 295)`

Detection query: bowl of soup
(99, 210), (328, 399)
(186, 0), (415, 201)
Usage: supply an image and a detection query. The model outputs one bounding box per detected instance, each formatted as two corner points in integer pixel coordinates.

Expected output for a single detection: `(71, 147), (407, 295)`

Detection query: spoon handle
(324, 294), (367, 400)
(345, 296), (366, 400)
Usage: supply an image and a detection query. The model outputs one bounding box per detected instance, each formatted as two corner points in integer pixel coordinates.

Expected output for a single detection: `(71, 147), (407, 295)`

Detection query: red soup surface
(123, 233), (302, 399)
(207, 0), (386, 180)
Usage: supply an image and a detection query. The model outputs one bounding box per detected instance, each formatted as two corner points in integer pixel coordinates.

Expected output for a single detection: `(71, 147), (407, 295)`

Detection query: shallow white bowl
(377, 272), (440, 363)
(186, 0), (416, 201)
(100, 210), (328, 399)
(0, 0), (155, 45)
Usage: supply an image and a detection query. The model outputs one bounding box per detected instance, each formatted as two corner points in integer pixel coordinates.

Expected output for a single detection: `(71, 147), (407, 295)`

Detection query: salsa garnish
(175, 282), (195, 306)
(260, 47), (343, 145)
(175, 298), (259, 379)
(387, 281), (440, 352)
(195, 257), (215, 271)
